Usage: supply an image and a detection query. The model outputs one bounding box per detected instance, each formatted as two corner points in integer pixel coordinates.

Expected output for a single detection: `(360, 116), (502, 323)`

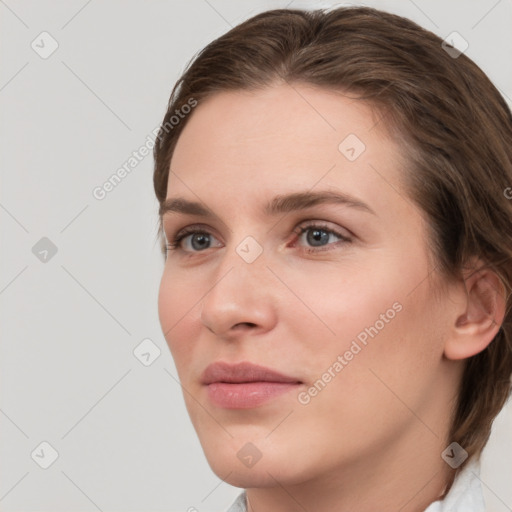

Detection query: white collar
(226, 459), (485, 512)
(424, 458), (485, 512)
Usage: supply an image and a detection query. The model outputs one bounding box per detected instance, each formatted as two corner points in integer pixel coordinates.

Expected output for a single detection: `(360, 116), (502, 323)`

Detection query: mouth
(201, 361), (303, 409)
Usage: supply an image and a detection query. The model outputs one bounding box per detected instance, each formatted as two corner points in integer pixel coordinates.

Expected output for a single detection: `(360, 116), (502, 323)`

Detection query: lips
(201, 361), (302, 409)
(201, 361), (301, 385)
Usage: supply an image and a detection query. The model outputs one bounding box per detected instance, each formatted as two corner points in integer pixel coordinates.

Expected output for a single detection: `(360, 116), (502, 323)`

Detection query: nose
(200, 250), (278, 339)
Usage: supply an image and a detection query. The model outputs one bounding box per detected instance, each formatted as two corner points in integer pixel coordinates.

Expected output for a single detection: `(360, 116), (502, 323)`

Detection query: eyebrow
(159, 190), (376, 220)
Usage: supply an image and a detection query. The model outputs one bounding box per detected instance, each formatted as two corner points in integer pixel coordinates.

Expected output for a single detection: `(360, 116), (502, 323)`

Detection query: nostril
(234, 322), (258, 329)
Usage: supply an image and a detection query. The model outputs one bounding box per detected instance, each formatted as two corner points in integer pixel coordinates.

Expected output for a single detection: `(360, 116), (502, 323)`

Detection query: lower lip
(206, 382), (301, 409)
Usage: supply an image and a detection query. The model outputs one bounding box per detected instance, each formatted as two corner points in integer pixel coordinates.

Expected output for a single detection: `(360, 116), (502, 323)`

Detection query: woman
(153, 7), (512, 511)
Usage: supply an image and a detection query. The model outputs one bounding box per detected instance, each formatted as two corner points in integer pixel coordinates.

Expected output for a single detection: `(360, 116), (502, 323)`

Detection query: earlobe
(444, 264), (506, 361)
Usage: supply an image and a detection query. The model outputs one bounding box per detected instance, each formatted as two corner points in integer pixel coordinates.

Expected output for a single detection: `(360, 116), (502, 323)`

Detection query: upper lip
(201, 361), (301, 385)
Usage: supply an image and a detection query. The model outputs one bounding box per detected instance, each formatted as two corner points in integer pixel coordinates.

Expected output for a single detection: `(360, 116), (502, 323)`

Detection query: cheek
(158, 268), (202, 367)
(157, 270), (176, 338)
(289, 253), (443, 389)
(283, 258), (402, 350)
(287, 285), (442, 452)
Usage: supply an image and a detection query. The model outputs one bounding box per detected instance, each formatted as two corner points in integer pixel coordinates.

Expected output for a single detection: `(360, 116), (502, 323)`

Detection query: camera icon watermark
(504, 187), (512, 200)
(236, 236), (263, 264)
(441, 442), (468, 468)
(338, 133), (366, 161)
(32, 237), (58, 263)
(441, 32), (469, 59)
(31, 31), (59, 59)
(237, 442), (262, 468)
(31, 441), (59, 469)
(133, 338), (161, 367)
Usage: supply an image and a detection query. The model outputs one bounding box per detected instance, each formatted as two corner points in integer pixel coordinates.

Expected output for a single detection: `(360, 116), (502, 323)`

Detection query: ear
(444, 261), (507, 361)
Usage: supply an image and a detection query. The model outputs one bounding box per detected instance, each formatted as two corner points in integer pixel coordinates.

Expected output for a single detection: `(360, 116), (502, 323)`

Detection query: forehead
(167, 84), (407, 213)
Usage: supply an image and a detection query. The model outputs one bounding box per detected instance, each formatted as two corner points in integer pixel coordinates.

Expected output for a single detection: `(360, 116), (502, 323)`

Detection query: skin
(157, 83), (504, 512)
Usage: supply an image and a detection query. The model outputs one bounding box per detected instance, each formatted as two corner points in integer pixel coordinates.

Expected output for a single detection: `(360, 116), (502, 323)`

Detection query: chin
(200, 436), (315, 489)
(221, 468), (277, 488)
(205, 454), (289, 488)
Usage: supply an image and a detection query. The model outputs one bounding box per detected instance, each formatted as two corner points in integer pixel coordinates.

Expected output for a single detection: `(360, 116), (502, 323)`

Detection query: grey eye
(189, 233), (212, 251)
(306, 228), (331, 246)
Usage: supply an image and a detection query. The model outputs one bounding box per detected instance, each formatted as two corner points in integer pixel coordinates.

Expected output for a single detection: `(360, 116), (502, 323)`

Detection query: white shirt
(225, 459), (485, 512)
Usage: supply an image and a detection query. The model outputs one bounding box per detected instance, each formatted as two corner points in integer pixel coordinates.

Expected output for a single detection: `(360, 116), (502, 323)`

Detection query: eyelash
(165, 222), (352, 254)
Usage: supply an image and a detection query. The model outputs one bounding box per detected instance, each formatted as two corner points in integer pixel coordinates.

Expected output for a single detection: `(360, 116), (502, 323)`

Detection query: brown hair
(153, 7), (512, 464)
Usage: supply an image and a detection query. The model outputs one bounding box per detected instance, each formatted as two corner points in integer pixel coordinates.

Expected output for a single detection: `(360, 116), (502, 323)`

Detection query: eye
(293, 223), (352, 252)
(166, 227), (222, 253)
(165, 222), (352, 255)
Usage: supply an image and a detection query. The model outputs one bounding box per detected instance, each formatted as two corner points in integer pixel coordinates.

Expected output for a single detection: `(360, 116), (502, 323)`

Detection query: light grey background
(1, 1), (511, 511)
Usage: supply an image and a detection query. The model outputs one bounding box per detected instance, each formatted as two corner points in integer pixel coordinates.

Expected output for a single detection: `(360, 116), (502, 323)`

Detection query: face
(158, 84), (457, 488)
